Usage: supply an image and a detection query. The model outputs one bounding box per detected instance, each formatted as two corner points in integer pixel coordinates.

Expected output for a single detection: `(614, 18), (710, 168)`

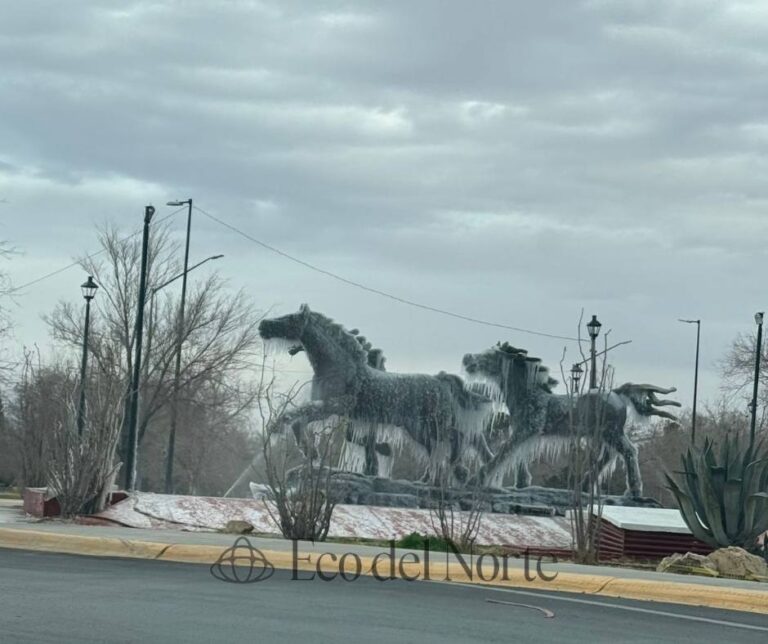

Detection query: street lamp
(145, 254), (224, 405)
(140, 254), (224, 491)
(571, 363), (583, 395)
(749, 312), (764, 451)
(678, 319), (701, 446)
(586, 315), (602, 390)
(77, 275), (98, 436)
(146, 254), (224, 360)
(165, 198), (193, 495)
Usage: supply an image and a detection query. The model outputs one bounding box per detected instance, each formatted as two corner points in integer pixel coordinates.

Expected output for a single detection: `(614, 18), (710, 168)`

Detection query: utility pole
(750, 312), (764, 452)
(165, 198), (193, 494)
(124, 205), (154, 490)
(679, 319), (701, 446)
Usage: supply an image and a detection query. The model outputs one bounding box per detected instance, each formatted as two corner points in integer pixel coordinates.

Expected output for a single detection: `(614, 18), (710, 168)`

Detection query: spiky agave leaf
(665, 433), (768, 550)
(664, 472), (720, 547)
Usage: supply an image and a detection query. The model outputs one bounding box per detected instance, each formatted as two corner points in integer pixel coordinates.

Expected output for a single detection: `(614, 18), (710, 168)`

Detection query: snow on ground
(95, 492), (572, 549)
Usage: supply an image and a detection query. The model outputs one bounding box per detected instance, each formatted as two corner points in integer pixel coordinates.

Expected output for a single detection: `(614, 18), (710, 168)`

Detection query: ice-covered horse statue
(259, 304), (495, 483)
(289, 327), (393, 476)
(462, 342), (680, 497)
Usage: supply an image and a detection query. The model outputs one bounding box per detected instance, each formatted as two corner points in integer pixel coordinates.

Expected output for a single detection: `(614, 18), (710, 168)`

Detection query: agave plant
(665, 434), (768, 550)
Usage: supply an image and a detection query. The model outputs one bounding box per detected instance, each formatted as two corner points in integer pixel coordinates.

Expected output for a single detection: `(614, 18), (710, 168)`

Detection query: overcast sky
(2, 0), (767, 409)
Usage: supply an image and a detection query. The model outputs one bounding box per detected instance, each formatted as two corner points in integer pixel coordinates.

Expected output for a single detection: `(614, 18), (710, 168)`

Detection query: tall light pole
(124, 205), (155, 491)
(586, 315), (602, 390)
(141, 254), (224, 482)
(749, 312), (764, 452)
(165, 198), (193, 494)
(145, 254), (224, 384)
(679, 319), (701, 446)
(77, 276), (98, 436)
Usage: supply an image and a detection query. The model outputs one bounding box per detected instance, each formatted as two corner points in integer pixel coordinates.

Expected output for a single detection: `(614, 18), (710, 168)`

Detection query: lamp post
(145, 254), (224, 382)
(678, 319), (701, 446)
(749, 312), (764, 451)
(586, 315), (602, 390)
(139, 254), (223, 489)
(76, 276), (98, 436)
(571, 363), (583, 395)
(124, 205), (155, 491)
(165, 198), (193, 495)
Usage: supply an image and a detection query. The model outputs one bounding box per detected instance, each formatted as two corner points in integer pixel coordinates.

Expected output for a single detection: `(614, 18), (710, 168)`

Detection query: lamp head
(81, 275), (98, 301)
(586, 314), (602, 339)
(571, 362), (583, 382)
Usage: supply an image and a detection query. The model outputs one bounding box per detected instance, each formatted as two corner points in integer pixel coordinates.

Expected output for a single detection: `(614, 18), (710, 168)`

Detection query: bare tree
(45, 378), (124, 517)
(255, 371), (343, 541)
(430, 470), (485, 553)
(3, 349), (72, 487)
(638, 403), (751, 506)
(43, 223), (262, 490)
(562, 328), (615, 565)
(721, 332), (768, 433)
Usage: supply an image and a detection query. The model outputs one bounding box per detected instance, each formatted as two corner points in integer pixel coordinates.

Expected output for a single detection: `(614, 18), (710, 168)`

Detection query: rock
(363, 493), (419, 508)
(221, 519), (254, 535)
(657, 552), (719, 577)
(706, 547), (768, 581)
(372, 478), (420, 495)
(458, 498), (492, 512)
(294, 471), (662, 514)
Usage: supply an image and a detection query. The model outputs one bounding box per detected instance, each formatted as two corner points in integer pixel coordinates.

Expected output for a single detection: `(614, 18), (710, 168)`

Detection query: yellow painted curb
(0, 528), (168, 560)
(2, 527), (767, 614)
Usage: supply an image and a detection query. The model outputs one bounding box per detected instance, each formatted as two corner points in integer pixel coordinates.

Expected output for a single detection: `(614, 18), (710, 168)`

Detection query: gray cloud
(2, 0), (768, 407)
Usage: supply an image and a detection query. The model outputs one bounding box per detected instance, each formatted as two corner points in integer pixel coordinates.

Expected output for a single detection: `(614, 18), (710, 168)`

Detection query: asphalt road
(0, 549), (766, 643)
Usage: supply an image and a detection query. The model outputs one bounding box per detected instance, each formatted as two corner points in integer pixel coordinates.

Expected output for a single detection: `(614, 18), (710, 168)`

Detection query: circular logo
(210, 537), (275, 584)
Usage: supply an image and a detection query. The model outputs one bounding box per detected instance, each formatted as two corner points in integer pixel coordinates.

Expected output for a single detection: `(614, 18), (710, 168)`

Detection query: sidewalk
(2, 499), (767, 600)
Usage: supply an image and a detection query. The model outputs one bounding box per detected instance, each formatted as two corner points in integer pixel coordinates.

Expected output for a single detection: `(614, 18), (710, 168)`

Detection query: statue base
(323, 472), (661, 516)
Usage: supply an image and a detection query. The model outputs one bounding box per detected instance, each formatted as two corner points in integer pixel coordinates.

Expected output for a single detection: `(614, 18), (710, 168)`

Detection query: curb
(1, 527), (767, 614)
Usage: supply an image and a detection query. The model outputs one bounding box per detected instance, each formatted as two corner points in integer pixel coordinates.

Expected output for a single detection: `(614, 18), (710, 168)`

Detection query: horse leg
(514, 462), (532, 489)
(274, 398), (354, 462)
(363, 427), (379, 477)
(291, 419), (317, 462)
(599, 428), (642, 497)
(616, 434), (642, 498)
(374, 442), (393, 478)
(477, 430), (535, 487)
(584, 444), (615, 493)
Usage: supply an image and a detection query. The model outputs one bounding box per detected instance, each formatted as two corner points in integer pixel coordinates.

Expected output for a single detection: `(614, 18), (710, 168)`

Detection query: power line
(9, 207), (186, 294)
(193, 205), (584, 343)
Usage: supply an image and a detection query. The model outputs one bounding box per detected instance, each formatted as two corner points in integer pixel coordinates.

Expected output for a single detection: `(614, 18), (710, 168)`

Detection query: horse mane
(350, 329), (387, 371)
(309, 311), (368, 363)
(496, 341), (558, 394)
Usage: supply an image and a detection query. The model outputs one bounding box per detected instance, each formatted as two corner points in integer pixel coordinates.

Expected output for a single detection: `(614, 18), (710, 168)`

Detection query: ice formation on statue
(257, 304), (495, 483)
(236, 306), (680, 503)
(462, 342), (680, 497)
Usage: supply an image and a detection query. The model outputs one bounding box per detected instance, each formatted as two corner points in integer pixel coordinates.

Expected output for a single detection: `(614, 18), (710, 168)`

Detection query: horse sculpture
(462, 342), (680, 497)
(289, 327), (393, 476)
(259, 304), (495, 483)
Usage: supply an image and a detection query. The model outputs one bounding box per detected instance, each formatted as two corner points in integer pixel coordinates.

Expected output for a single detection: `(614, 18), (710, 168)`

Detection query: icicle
(262, 337), (301, 357)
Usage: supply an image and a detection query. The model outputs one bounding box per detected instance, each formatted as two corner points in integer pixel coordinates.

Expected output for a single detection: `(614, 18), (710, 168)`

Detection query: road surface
(0, 549), (766, 643)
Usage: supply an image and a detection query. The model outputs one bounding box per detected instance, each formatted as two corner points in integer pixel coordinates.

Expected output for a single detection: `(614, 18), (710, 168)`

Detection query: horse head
(259, 303), (311, 350)
(613, 383), (681, 421)
(259, 304), (368, 376)
(463, 342), (557, 402)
